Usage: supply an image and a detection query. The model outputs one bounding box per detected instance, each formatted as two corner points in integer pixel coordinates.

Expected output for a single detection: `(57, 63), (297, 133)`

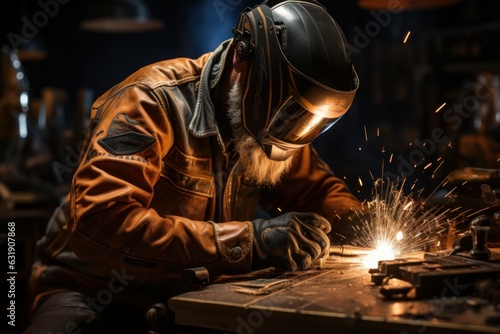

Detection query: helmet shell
(234, 1), (358, 160)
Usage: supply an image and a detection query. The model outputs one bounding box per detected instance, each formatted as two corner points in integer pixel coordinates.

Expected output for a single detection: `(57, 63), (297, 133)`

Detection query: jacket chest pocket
(231, 175), (261, 221)
(150, 148), (214, 220)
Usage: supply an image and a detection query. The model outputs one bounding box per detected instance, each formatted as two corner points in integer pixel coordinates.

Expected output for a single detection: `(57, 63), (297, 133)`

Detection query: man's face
(226, 83), (293, 186)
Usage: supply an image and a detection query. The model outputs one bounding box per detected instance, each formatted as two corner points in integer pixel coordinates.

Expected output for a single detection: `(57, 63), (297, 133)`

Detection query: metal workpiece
(169, 249), (500, 334)
(370, 249), (500, 300)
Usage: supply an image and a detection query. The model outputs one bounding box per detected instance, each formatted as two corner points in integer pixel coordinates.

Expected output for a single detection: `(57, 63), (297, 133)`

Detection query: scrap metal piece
(380, 278), (413, 299)
(371, 251), (500, 299)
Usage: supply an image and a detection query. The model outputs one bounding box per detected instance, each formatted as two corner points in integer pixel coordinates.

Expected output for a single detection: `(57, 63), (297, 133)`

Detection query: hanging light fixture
(8, 1), (48, 61)
(358, 0), (460, 10)
(16, 34), (48, 62)
(80, 0), (164, 33)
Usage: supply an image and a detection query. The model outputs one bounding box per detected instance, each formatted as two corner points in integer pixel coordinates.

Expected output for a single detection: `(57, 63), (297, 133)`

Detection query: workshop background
(1, 0), (500, 332)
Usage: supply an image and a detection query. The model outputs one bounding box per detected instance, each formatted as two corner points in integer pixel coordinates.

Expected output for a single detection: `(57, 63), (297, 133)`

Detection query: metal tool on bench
(370, 213), (500, 299)
(144, 267), (209, 334)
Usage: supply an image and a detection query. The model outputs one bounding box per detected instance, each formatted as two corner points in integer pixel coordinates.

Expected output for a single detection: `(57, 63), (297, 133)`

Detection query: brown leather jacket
(29, 40), (361, 310)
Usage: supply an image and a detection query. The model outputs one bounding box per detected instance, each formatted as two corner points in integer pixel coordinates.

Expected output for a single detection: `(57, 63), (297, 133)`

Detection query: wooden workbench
(168, 252), (500, 334)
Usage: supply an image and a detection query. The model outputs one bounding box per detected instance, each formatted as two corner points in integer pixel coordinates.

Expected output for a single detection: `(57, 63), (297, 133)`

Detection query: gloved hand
(251, 212), (331, 271)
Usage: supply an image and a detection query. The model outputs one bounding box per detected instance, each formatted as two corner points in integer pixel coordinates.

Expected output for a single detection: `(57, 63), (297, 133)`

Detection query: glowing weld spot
(363, 241), (396, 269)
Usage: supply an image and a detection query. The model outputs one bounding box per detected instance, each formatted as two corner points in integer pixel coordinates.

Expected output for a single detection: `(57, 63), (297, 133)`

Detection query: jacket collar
(189, 39), (232, 138)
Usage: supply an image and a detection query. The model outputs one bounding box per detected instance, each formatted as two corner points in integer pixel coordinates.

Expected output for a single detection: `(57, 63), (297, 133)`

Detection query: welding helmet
(233, 0), (359, 161)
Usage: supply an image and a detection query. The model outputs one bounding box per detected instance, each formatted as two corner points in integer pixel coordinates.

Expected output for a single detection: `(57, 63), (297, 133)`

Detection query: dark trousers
(23, 291), (149, 334)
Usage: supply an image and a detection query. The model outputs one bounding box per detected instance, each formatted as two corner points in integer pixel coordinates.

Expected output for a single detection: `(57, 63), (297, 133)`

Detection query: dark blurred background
(1, 0), (500, 331)
(1, 0), (500, 197)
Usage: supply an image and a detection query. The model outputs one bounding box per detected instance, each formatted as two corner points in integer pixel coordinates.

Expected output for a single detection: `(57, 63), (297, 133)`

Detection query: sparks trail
(348, 124), (473, 269)
(351, 177), (449, 268)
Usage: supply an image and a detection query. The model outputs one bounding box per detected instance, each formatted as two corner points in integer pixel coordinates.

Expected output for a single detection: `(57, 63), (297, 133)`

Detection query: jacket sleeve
(68, 84), (253, 277)
(261, 144), (363, 241)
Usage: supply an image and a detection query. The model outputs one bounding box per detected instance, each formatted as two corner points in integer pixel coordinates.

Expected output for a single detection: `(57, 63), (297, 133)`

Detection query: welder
(25, 1), (361, 332)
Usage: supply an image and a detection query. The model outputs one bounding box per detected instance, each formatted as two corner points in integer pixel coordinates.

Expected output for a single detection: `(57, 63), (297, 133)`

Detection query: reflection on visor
(263, 97), (340, 145)
(291, 68), (359, 119)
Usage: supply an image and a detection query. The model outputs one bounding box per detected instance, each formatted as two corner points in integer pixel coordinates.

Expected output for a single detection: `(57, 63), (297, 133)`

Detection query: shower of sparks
(435, 102), (447, 113)
(351, 178), (449, 269)
(403, 31), (411, 44)
(347, 118), (480, 270)
(432, 160), (445, 179)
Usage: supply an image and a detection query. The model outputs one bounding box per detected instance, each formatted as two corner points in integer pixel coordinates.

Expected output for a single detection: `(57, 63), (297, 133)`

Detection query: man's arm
(68, 84), (253, 276)
(260, 145), (363, 240)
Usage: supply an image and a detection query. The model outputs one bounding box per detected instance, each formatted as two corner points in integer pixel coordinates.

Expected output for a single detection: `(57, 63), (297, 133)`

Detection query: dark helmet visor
(262, 97), (339, 145)
(262, 66), (359, 146)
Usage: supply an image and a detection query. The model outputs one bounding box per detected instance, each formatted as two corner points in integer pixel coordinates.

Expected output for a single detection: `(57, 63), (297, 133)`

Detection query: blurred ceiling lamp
(80, 0), (164, 33)
(358, 0), (460, 10)
(16, 35), (48, 62)
(10, 2), (48, 61)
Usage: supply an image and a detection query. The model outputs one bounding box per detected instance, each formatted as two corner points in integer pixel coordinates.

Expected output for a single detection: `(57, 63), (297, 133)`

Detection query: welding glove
(251, 212), (331, 272)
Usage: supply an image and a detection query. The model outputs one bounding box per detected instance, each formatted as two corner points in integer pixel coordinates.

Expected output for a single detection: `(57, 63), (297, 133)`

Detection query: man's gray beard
(226, 83), (293, 186)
